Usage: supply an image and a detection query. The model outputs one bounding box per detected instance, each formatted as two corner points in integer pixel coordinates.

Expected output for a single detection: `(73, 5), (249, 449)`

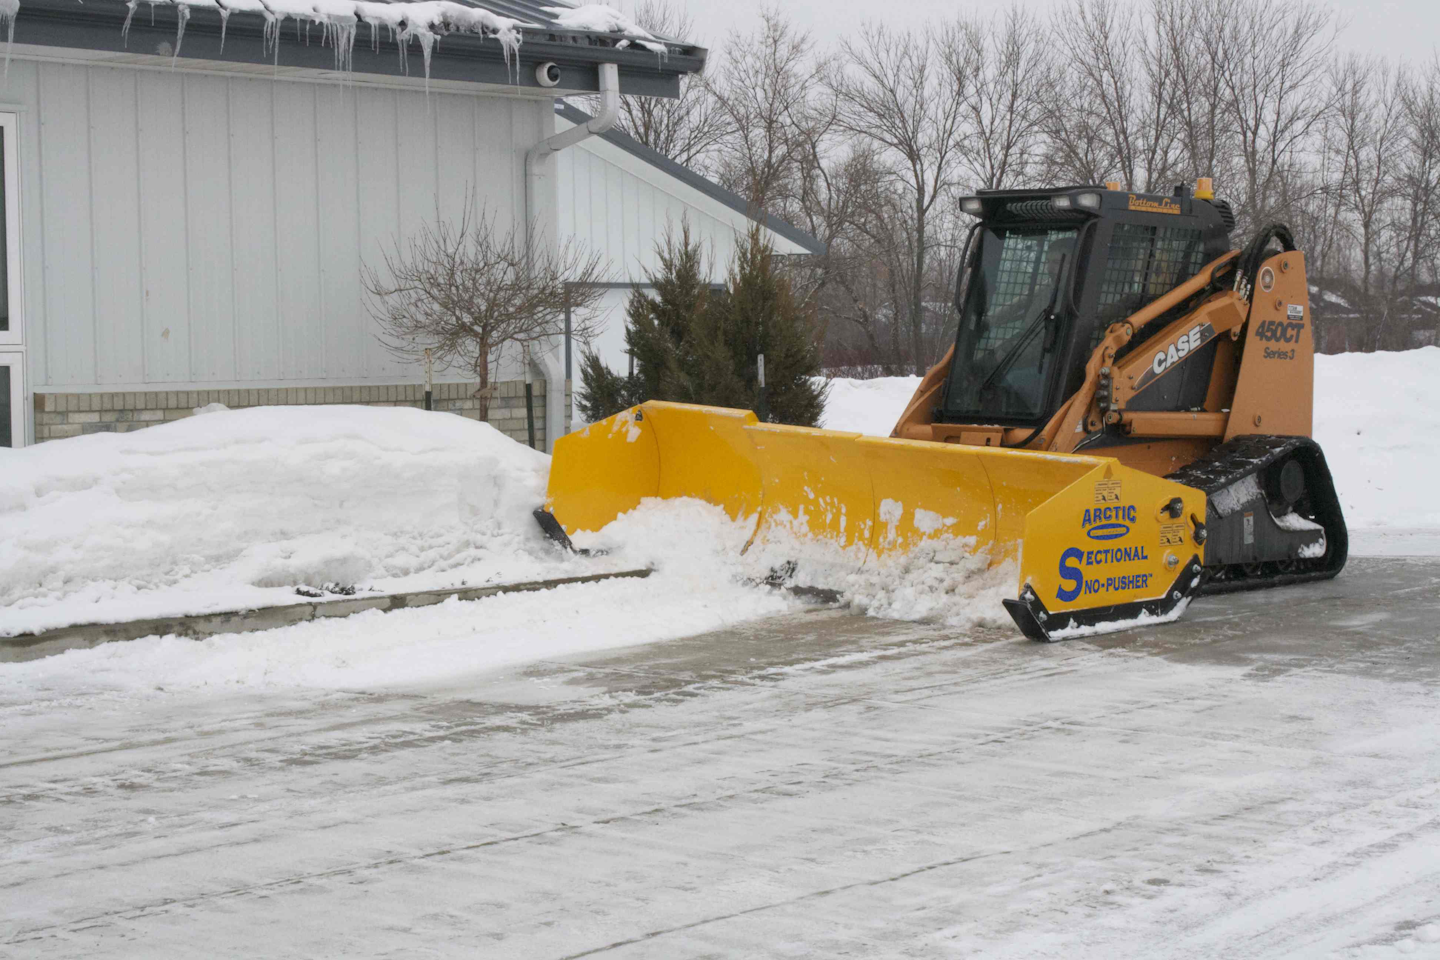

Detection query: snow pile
(818, 375), (922, 437)
(1313, 347), (1440, 531)
(0, 405), (578, 637)
(0, 498), (796, 695)
(837, 540), (1016, 631)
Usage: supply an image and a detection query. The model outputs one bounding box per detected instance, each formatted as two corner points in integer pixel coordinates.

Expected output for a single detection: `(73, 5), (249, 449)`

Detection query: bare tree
(1156, 0), (1239, 187)
(710, 9), (830, 212)
(830, 24), (966, 374)
(948, 9), (1054, 191)
(1044, 0), (1180, 192)
(1215, 0), (1336, 229)
(603, 2), (733, 170)
(362, 207), (608, 419)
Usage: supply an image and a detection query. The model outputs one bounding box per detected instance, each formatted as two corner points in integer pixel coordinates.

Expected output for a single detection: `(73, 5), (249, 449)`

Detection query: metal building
(0, 0), (819, 452)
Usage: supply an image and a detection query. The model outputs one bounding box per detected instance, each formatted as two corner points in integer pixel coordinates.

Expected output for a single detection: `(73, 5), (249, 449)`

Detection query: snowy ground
(3, 558), (1438, 958)
(2, 352), (1438, 956)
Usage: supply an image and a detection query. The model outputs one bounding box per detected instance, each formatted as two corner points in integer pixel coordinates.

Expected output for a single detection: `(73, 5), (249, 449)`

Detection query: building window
(0, 355), (19, 448)
(0, 116), (16, 348)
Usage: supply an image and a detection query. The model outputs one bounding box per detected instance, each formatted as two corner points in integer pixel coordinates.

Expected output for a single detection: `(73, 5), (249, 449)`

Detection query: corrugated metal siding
(19, 59), (544, 390)
(553, 121), (816, 382)
(555, 121), (812, 283)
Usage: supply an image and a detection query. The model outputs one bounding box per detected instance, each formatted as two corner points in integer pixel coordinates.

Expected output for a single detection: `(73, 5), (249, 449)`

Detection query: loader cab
(941, 185), (1231, 428)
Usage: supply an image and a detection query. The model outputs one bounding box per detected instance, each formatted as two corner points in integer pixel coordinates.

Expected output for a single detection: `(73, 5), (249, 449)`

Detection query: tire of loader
(1166, 435), (1348, 596)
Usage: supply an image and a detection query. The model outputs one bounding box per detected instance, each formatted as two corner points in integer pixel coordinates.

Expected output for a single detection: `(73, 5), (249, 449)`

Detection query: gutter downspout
(524, 62), (620, 452)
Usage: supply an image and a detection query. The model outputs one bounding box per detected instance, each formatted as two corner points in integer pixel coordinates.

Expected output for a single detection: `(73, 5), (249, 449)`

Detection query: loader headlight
(961, 197), (983, 217)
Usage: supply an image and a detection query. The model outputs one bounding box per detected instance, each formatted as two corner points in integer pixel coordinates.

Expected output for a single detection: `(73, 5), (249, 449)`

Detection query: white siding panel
(272, 82), (323, 380)
(605, 159), (624, 280)
(228, 77), (281, 381)
(355, 87), (402, 379)
(12, 63), (47, 387)
(435, 93), (475, 222)
(88, 67), (146, 385)
(474, 98), (514, 233)
(37, 63), (96, 386)
(396, 91), (439, 243)
(183, 74), (237, 382)
(136, 70), (192, 383)
(314, 84), (363, 379)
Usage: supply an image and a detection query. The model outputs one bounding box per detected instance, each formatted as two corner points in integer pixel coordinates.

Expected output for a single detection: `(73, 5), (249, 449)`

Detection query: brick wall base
(32, 380), (557, 448)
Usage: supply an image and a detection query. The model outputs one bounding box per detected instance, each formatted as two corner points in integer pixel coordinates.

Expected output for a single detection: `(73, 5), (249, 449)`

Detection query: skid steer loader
(536, 179), (1347, 640)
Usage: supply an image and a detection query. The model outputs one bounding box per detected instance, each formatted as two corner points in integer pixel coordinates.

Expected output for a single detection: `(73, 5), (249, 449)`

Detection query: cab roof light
(1195, 177), (1215, 200)
(1075, 192), (1101, 210)
(1052, 195), (1072, 209)
(1105, 180), (1121, 191)
(960, 197), (983, 216)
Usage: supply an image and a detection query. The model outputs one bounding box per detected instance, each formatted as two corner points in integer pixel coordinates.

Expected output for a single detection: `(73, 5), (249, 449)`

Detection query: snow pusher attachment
(539, 401), (1206, 641)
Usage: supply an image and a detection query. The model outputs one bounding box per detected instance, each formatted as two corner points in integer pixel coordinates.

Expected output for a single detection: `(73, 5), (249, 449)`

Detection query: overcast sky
(670, 0), (1439, 68)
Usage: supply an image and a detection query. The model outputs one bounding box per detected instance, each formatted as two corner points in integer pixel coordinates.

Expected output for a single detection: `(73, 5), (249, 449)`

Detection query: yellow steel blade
(546, 402), (765, 536)
(1016, 461), (1206, 619)
(544, 400), (1209, 639)
(859, 437), (998, 558)
(744, 423), (876, 562)
(545, 407), (661, 535)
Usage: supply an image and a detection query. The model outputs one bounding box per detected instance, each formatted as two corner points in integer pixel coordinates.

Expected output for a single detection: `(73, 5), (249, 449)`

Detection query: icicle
(495, 23), (521, 80)
(263, 12), (283, 68)
(216, 3), (230, 53)
(96, 0), (529, 86)
(0, 0), (16, 77)
(121, 0), (140, 46)
(173, 3), (191, 63)
(410, 27), (434, 94)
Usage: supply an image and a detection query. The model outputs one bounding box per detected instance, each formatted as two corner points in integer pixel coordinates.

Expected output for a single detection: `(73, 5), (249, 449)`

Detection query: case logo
(1133, 322), (1217, 392)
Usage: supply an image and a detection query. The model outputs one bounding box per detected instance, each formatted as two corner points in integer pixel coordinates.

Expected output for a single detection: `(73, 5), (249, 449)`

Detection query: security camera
(536, 62), (562, 87)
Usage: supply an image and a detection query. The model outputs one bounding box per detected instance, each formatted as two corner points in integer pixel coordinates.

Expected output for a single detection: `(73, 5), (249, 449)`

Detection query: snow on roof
(541, 4), (665, 53)
(12, 0), (696, 86)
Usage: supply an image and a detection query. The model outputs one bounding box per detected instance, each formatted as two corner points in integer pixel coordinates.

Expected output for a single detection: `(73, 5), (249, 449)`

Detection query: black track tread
(1166, 435), (1348, 595)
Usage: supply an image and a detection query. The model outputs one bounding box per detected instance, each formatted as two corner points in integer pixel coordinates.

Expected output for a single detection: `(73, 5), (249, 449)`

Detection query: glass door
(0, 114), (22, 445)
(0, 114), (17, 349)
(0, 352), (21, 448)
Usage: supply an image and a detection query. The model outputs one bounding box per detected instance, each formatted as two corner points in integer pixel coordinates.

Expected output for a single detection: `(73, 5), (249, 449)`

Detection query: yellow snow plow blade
(542, 401), (1207, 640)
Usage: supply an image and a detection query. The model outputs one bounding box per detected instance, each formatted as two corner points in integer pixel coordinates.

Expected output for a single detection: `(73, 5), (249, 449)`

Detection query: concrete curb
(0, 568), (654, 664)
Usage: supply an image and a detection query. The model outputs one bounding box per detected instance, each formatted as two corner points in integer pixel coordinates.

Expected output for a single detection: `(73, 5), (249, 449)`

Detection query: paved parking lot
(4, 557), (1439, 958)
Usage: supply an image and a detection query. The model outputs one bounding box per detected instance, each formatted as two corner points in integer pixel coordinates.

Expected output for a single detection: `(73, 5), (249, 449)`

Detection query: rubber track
(1166, 435), (1348, 596)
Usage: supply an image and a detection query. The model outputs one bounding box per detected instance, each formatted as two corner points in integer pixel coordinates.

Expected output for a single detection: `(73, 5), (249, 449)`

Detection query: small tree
(362, 206), (607, 419)
(704, 227), (827, 426)
(576, 224), (715, 422)
(578, 224), (826, 427)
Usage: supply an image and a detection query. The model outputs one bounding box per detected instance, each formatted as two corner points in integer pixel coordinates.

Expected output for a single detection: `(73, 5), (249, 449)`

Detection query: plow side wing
(545, 402), (1207, 639)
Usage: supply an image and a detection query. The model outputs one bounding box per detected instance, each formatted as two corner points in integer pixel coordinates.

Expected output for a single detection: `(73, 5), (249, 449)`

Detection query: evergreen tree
(577, 223), (827, 427)
(575, 349), (639, 424)
(708, 227), (827, 426)
(578, 224), (714, 421)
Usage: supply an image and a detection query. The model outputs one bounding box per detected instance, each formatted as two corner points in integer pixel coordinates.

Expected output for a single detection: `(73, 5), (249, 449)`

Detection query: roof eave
(12, 0), (705, 96)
